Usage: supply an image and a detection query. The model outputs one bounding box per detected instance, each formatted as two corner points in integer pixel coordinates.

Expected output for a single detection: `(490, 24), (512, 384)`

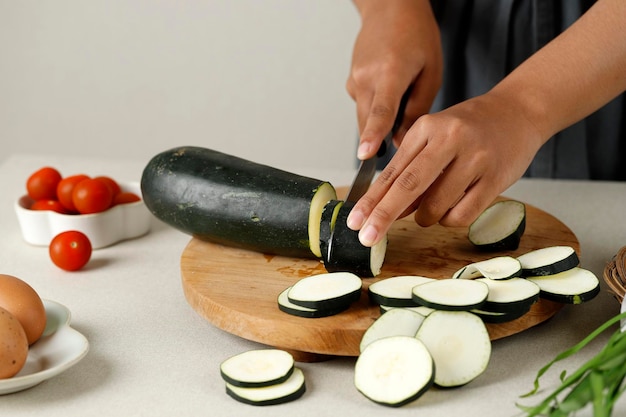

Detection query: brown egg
(0, 306), (29, 379)
(0, 274), (47, 345)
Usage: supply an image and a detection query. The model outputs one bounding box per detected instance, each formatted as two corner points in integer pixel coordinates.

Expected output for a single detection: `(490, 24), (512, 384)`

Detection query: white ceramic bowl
(14, 182), (151, 249)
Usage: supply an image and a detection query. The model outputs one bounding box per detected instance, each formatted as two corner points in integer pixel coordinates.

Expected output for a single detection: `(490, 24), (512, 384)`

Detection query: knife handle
(376, 88), (410, 159)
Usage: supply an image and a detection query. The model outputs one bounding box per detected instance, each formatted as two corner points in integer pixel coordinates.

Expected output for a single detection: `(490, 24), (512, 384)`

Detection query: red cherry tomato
(26, 167), (62, 201)
(94, 176), (122, 197)
(113, 192), (141, 206)
(30, 199), (70, 214)
(57, 174), (90, 212)
(72, 178), (113, 214)
(49, 231), (92, 271)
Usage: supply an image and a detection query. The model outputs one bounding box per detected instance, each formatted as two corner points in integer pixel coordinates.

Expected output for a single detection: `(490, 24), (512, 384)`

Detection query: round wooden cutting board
(181, 197), (578, 361)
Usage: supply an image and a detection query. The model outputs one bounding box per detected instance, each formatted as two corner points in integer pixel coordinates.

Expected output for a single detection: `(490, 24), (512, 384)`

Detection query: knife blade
(345, 94), (409, 203)
(344, 133), (392, 203)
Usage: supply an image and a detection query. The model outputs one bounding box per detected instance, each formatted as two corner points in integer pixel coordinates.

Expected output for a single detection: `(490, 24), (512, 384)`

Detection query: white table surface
(1, 153), (625, 417)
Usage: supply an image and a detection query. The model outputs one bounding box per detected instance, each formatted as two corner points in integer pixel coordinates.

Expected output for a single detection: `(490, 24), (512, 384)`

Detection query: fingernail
(357, 143), (372, 160)
(359, 224), (378, 247)
(346, 210), (365, 230)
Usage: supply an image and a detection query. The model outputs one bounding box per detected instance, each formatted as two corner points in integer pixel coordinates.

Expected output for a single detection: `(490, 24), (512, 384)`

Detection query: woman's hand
(347, 0), (443, 159)
(346, 92), (545, 247)
(346, 0), (626, 248)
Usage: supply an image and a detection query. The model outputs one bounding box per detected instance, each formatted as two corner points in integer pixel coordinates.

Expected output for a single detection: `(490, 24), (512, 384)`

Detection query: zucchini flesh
(359, 308), (425, 353)
(475, 277), (540, 314)
(526, 267), (600, 304)
(140, 146), (337, 259)
(323, 200), (387, 277)
(220, 349), (294, 388)
(416, 310), (491, 388)
(277, 287), (350, 318)
(517, 246), (579, 276)
(354, 336), (435, 407)
(368, 275), (435, 307)
(225, 367), (306, 406)
(453, 256), (522, 280)
(412, 279), (489, 311)
(286, 272), (362, 310)
(468, 200), (526, 251)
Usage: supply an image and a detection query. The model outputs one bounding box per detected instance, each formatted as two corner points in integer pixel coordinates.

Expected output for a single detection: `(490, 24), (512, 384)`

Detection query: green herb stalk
(517, 311), (626, 416)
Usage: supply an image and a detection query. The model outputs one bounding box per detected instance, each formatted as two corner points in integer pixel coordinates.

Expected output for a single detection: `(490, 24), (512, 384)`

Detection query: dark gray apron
(378, 0), (625, 180)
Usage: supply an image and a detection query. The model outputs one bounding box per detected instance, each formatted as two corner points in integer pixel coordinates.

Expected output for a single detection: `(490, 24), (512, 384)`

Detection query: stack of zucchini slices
(220, 349), (305, 406)
(277, 271), (362, 318)
(356, 245), (600, 407)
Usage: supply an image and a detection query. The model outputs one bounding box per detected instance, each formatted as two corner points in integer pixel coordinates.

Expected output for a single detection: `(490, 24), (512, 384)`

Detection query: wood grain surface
(181, 197), (578, 361)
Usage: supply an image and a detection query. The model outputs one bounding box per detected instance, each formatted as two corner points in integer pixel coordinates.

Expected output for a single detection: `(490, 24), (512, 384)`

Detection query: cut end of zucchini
(468, 200), (526, 252)
(308, 183), (338, 258)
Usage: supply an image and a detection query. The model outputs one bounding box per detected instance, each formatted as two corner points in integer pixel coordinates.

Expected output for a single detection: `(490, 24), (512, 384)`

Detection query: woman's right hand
(347, 0), (443, 160)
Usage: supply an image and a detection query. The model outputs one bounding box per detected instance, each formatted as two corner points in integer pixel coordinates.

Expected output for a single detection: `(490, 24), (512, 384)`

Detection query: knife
(345, 94), (409, 203)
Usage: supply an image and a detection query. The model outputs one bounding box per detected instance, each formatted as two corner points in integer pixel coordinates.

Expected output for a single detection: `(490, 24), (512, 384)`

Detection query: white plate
(14, 181), (151, 249)
(0, 300), (89, 395)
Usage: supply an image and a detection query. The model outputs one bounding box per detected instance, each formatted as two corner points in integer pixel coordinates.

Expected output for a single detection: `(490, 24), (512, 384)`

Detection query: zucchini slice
(140, 146), (337, 259)
(517, 246), (579, 276)
(287, 272), (362, 310)
(220, 349), (294, 388)
(526, 267), (600, 304)
(277, 287), (350, 318)
(225, 367), (306, 406)
(453, 256), (522, 280)
(475, 277), (540, 314)
(368, 275), (435, 307)
(412, 279), (489, 311)
(322, 200), (387, 277)
(416, 310), (491, 388)
(359, 308), (426, 353)
(354, 336), (435, 407)
(468, 200), (526, 251)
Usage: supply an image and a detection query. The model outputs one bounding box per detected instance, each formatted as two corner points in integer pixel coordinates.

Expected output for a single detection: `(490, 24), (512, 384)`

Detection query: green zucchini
(141, 146), (337, 258)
